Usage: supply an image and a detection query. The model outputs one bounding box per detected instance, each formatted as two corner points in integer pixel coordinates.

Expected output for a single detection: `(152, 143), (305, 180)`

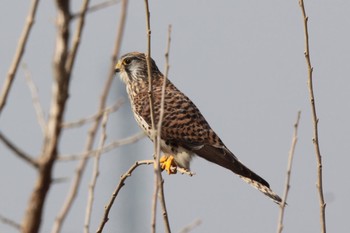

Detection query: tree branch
(61, 99), (124, 129)
(277, 111), (301, 233)
(23, 63), (46, 134)
(298, 1), (326, 232)
(21, 1), (71, 233)
(84, 112), (109, 233)
(0, 131), (39, 168)
(51, 0), (128, 232)
(0, 213), (22, 231)
(0, 0), (40, 115)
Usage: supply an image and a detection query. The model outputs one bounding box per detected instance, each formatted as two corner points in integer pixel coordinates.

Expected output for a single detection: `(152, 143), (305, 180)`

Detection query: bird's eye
(123, 58), (131, 65)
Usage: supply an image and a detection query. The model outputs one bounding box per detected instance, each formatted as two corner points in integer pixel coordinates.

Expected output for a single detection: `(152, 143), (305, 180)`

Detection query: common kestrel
(115, 52), (282, 204)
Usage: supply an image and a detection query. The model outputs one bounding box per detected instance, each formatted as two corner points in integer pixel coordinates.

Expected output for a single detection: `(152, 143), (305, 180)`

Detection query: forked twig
(298, 1), (326, 232)
(277, 111), (301, 233)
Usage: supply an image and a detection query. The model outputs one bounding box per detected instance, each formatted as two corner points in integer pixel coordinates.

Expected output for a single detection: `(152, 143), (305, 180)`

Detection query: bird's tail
(239, 175), (282, 204)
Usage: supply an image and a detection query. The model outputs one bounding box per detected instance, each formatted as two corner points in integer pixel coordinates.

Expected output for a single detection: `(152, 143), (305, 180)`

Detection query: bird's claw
(160, 155), (177, 174)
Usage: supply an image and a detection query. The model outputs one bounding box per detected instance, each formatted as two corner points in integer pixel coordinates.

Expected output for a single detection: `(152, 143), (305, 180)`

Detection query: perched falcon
(115, 52), (282, 204)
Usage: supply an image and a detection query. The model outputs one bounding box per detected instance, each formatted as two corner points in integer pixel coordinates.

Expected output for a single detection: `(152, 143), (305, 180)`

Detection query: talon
(160, 155), (177, 174)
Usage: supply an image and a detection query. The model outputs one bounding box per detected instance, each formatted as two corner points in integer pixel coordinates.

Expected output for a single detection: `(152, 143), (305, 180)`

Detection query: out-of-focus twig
(61, 99), (124, 129)
(58, 131), (145, 161)
(23, 63), (46, 134)
(0, 0), (40, 115)
(178, 219), (202, 233)
(0, 214), (22, 231)
(0, 131), (39, 168)
(71, 0), (121, 19)
(298, 1), (326, 233)
(51, 0), (128, 232)
(277, 111), (301, 233)
(84, 112), (109, 233)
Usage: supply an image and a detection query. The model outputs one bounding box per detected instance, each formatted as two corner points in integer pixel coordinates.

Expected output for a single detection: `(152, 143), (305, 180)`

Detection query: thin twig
(96, 160), (154, 233)
(22, 1), (71, 232)
(155, 24), (173, 233)
(51, 1), (128, 232)
(96, 159), (193, 233)
(142, 1), (162, 232)
(298, 1), (326, 233)
(277, 111), (301, 233)
(65, 0), (90, 74)
(84, 112), (109, 233)
(71, 0), (121, 19)
(61, 99), (124, 128)
(0, 213), (22, 231)
(178, 219), (202, 233)
(23, 63), (46, 134)
(58, 131), (145, 161)
(0, 131), (39, 168)
(0, 0), (40, 115)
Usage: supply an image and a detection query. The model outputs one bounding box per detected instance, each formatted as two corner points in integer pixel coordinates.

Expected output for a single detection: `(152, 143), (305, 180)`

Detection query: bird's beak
(115, 61), (121, 73)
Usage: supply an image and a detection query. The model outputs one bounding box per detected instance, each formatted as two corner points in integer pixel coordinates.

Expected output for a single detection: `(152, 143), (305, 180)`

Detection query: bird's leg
(159, 154), (177, 174)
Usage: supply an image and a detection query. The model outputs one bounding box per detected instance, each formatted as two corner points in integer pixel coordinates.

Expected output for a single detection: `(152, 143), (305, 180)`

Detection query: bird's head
(115, 52), (161, 86)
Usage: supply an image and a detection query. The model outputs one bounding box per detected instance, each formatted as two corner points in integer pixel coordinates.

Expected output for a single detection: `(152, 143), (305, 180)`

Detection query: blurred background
(1, 0), (349, 232)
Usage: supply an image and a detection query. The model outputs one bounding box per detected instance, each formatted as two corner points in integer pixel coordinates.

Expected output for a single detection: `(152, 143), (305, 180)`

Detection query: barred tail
(239, 176), (282, 204)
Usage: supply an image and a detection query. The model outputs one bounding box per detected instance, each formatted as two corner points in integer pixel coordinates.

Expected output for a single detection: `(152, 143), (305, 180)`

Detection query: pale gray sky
(1, 0), (349, 232)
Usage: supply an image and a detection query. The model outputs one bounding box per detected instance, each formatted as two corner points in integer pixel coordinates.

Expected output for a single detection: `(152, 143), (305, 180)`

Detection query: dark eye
(123, 58), (131, 65)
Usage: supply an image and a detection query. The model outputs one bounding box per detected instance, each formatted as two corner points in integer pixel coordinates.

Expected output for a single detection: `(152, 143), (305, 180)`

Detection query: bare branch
(96, 159), (193, 233)
(142, 1), (165, 232)
(0, 0), (40, 115)
(58, 132), (145, 161)
(22, 1), (71, 232)
(298, 1), (327, 232)
(71, 0), (121, 19)
(65, 0), (90, 74)
(84, 112), (109, 233)
(51, 0), (128, 232)
(277, 111), (301, 233)
(0, 213), (22, 231)
(178, 219), (202, 233)
(61, 99), (124, 129)
(23, 63), (46, 134)
(96, 160), (153, 233)
(0, 131), (39, 168)
(155, 24), (173, 233)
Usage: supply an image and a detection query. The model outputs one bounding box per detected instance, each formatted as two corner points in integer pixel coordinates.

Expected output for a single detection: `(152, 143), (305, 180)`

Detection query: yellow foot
(160, 155), (177, 175)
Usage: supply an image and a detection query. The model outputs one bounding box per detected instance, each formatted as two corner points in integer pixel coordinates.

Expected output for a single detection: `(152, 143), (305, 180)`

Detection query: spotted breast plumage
(115, 52), (282, 204)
